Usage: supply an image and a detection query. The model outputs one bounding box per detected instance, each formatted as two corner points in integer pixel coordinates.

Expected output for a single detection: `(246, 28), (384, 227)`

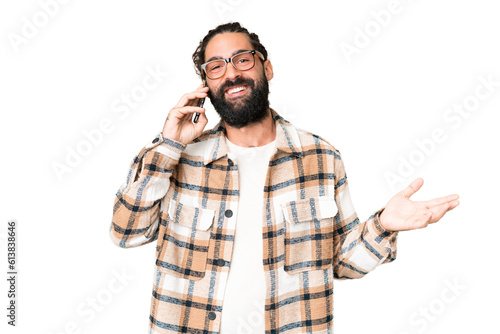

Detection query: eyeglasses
(201, 50), (265, 80)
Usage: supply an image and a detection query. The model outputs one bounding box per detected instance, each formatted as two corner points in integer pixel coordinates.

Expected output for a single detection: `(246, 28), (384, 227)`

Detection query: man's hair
(192, 22), (268, 79)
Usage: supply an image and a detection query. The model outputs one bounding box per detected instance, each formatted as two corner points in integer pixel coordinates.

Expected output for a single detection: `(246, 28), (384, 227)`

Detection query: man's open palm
(380, 178), (460, 232)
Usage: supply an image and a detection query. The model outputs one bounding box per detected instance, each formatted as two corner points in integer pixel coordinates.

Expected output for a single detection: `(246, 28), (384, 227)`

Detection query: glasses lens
(232, 52), (254, 71)
(206, 60), (226, 79)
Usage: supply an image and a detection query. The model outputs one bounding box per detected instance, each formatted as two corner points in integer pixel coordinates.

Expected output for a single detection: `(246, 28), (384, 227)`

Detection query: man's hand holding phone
(161, 83), (209, 145)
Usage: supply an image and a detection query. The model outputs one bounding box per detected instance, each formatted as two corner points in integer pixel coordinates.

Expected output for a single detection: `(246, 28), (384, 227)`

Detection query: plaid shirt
(110, 109), (398, 333)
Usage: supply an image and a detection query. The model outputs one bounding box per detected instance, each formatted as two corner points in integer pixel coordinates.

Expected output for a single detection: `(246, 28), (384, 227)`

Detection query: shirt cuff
(373, 208), (396, 235)
(144, 133), (186, 159)
(366, 208), (398, 250)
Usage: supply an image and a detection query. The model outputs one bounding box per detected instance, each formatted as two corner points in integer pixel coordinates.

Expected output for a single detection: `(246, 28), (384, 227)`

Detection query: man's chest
(155, 152), (339, 281)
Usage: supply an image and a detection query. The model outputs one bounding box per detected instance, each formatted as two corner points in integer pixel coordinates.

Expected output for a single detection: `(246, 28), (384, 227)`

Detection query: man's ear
(264, 60), (274, 81)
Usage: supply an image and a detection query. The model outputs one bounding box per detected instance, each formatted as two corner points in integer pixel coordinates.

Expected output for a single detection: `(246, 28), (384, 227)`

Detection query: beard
(208, 74), (270, 129)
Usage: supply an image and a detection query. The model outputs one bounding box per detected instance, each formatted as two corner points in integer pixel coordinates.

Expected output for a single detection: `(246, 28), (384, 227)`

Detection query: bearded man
(110, 22), (459, 333)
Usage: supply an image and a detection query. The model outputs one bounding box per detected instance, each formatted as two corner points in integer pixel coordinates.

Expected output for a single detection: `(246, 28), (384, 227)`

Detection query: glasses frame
(201, 50), (265, 80)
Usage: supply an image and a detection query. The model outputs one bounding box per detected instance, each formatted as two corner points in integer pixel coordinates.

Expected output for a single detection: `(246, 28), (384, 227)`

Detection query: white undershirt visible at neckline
(220, 138), (276, 334)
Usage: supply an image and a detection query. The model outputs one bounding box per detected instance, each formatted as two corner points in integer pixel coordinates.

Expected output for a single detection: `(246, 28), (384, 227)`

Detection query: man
(110, 22), (459, 333)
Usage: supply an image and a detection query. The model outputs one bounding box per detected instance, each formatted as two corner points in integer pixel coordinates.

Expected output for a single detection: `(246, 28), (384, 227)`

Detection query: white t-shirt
(220, 138), (276, 334)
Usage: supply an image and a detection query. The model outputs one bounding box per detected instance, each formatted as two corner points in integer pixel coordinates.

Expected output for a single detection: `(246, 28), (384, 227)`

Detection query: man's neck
(224, 110), (276, 147)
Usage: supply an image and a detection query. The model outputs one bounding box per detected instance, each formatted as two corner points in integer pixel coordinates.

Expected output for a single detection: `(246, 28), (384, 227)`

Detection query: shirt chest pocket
(156, 200), (215, 280)
(282, 197), (338, 275)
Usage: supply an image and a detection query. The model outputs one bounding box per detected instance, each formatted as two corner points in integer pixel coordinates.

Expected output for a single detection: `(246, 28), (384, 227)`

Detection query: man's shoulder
(291, 123), (342, 158)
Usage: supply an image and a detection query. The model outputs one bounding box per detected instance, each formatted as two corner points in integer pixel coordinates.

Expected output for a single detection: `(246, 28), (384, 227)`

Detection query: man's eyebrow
(205, 49), (251, 63)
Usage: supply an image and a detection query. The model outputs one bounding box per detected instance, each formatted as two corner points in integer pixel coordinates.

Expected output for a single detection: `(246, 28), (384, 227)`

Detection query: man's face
(203, 32), (273, 128)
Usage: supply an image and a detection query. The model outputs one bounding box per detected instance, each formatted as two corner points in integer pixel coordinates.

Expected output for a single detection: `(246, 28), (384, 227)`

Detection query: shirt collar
(200, 108), (304, 165)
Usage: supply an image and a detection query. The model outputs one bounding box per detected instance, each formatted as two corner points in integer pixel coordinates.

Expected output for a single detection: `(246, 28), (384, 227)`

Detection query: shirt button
(225, 210), (233, 218)
(152, 138), (159, 144)
(208, 311), (216, 320)
(217, 259), (225, 267)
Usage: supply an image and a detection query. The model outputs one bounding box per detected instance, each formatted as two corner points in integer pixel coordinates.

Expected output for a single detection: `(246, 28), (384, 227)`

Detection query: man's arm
(332, 153), (460, 279)
(110, 83), (209, 248)
(332, 153), (397, 279)
(110, 137), (185, 248)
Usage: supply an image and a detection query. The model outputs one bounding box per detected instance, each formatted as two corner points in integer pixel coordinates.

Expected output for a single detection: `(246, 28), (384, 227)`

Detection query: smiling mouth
(225, 85), (248, 97)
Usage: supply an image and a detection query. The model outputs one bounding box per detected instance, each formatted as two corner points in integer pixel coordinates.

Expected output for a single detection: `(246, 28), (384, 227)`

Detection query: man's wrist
(377, 208), (395, 233)
(161, 129), (180, 144)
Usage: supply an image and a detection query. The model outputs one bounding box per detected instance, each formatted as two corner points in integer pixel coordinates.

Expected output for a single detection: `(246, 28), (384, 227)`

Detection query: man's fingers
(171, 106), (205, 118)
(175, 92), (207, 108)
(449, 199), (460, 210)
(425, 194), (460, 208)
(428, 200), (459, 223)
(441, 199), (460, 213)
(402, 178), (424, 199)
(194, 112), (209, 131)
(175, 89), (209, 108)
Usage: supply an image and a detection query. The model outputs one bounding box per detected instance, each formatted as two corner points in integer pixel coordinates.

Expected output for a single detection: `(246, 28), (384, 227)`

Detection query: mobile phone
(193, 81), (207, 123)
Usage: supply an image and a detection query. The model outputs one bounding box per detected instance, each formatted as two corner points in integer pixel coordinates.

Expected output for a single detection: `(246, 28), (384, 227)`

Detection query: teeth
(228, 86), (245, 94)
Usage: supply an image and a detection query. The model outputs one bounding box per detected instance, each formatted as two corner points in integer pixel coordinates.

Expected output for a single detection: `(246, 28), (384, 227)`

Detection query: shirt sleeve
(333, 152), (398, 279)
(110, 134), (185, 248)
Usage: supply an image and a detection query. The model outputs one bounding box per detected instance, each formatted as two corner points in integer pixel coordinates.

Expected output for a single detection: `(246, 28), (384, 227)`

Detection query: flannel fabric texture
(110, 109), (398, 333)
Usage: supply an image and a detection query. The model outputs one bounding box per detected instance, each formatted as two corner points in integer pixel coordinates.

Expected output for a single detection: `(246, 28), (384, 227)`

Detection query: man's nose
(224, 61), (241, 80)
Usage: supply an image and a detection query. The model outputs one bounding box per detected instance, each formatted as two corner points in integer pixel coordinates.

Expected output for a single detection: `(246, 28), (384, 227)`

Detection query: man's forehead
(204, 32), (253, 61)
